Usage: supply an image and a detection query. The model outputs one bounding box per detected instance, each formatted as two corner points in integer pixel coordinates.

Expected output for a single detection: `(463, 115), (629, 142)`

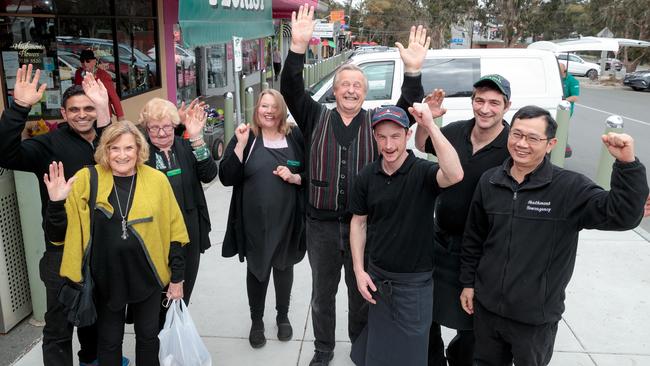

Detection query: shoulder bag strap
(81, 165), (98, 270)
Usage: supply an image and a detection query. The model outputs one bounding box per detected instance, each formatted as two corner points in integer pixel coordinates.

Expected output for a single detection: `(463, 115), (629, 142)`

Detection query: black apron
(351, 262), (433, 366)
(432, 225), (473, 330)
(242, 139), (300, 281)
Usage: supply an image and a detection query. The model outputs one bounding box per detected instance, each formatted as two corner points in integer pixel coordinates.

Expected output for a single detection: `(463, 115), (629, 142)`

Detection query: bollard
(244, 87), (255, 124)
(239, 74), (247, 122)
(595, 115), (624, 189)
(427, 116), (444, 162)
(550, 101), (571, 167)
(303, 66), (307, 85)
(224, 92), (234, 143)
(307, 64), (313, 88)
(260, 68), (268, 90)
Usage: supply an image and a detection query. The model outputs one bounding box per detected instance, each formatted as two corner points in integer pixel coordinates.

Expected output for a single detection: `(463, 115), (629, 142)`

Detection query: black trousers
(473, 301), (558, 366)
(307, 217), (368, 353)
(246, 266), (293, 321)
(428, 323), (474, 366)
(40, 251), (98, 366)
(97, 290), (161, 366)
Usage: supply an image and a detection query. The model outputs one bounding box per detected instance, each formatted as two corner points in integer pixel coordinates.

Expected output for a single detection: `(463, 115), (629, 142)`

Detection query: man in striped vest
(281, 5), (429, 366)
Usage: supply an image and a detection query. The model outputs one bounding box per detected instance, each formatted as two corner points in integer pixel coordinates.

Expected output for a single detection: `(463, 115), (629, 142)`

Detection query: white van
(307, 48), (564, 127)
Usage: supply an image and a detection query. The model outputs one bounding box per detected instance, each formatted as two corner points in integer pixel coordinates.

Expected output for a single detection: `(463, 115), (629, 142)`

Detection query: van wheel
(586, 69), (598, 80)
(212, 139), (224, 160)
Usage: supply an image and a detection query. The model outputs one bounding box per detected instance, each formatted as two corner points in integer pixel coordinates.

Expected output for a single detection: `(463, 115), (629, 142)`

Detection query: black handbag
(57, 165), (98, 328)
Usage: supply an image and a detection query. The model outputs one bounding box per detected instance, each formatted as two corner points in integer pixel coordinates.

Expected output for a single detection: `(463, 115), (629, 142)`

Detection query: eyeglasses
(148, 125), (174, 135)
(509, 130), (549, 145)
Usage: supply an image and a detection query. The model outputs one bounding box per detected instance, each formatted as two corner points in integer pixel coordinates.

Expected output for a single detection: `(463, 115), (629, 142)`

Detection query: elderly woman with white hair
(137, 97), (218, 306)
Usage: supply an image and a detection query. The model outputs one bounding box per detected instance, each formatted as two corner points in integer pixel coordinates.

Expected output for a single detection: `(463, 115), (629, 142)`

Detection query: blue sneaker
(79, 357), (129, 366)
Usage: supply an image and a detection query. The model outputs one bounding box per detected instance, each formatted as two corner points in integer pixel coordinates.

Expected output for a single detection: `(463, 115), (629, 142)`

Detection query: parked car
(556, 53), (600, 79)
(148, 44), (195, 69)
(623, 70), (650, 91)
(605, 57), (623, 71)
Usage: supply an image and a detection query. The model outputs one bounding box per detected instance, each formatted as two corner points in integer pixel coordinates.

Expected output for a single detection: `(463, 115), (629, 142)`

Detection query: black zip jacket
(460, 156), (648, 325)
(0, 102), (100, 250)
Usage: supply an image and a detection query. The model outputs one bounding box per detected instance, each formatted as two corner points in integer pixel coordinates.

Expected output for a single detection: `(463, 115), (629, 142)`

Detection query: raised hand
(290, 4), (316, 54)
(184, 104), (207, 140)
(235, 123), (250, 146)
(395, 25), (431, 74)
(408, 102), (436, 130)
(273, 165), (301, 185)
(178, 97), (206, 125)
(424, 89), (447, 119)
(13, 64), (47, 108)
(601, 132), (635, 163)
(43, 161), (76, 202)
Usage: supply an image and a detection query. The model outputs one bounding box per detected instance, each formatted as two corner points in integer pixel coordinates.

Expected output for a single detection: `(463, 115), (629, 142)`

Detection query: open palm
(290, 4), (316, 53)
(43, 161), (76, 202)
(396, 25), (431, 73)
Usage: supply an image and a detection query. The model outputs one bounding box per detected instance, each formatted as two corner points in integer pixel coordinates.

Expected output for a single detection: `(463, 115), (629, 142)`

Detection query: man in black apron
(348, 105), (463, 366)
(413, 75), (512, 366)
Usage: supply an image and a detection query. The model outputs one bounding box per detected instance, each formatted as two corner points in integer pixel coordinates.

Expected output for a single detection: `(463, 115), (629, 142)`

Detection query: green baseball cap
(473, 74), (511, 101)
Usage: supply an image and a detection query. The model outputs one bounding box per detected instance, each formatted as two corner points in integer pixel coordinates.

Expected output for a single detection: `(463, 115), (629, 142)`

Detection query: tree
(479, 0), (544, 47)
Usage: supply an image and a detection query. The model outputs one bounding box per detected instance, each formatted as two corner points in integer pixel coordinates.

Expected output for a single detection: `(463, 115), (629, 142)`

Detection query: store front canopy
(272, 0), (327, 19)
(179, 0), (274, 47)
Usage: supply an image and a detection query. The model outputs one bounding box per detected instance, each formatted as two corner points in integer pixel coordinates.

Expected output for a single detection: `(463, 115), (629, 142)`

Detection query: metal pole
(238, 74), (246, 124)
(550, 101), (571, 167)
(595, 115), (624, 189)
(245, 87), (255, 124)
(224, 92), (234, 142)
(260, 68), (267, 90)
(235, 74), (244, 125)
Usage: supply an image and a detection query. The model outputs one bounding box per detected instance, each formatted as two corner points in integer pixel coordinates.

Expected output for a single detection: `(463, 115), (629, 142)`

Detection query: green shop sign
(179, 0), (273, 47)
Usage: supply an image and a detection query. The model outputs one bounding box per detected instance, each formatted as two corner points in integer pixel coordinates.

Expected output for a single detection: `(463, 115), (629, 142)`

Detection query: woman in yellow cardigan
(44, 121), (189, 366)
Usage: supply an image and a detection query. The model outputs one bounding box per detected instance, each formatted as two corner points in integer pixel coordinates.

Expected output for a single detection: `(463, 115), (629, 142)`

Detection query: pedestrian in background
(74, 49), (125, 121)
(273, 47), (282, 82)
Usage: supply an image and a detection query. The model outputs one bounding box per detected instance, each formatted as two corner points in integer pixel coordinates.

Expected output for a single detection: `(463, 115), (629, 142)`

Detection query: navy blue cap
(473, 74), (511, 101)
(371, 106), (409, 129)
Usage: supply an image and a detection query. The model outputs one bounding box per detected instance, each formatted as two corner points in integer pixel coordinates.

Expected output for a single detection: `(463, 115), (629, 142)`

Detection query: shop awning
(179, 0), (274, 47)
(272, 0), (327, 19)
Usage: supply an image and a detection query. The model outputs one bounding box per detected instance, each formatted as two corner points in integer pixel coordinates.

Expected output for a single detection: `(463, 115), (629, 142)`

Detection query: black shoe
(277, 319), (293, 341)
(249, 322), (266, 348)
(309, 351), (334, 366)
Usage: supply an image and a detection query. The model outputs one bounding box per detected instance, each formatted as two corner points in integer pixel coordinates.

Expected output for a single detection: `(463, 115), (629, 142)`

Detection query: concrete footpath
(11, 182), (650, 366)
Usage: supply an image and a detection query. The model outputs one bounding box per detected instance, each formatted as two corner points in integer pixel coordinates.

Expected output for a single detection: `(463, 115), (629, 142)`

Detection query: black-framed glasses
(148, 125), (174, 135)
(509, 130), (549, 145)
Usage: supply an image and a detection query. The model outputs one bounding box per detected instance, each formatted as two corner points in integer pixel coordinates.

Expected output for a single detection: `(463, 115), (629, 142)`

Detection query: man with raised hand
(281, 4), (429, 365)
(460, 106), (648, 366)
(349, 104), (463, 365)
(0, 65), (117, 366)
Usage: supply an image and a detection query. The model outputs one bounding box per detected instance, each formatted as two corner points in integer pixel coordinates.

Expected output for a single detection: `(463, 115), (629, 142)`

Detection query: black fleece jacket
(461, 156), (649, 325)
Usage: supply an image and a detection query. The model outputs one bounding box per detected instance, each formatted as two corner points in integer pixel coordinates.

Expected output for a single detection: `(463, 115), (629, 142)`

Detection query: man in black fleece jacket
(0, 65), (111, 366)
(281, 5), (428, 366)
(460, 106), (649, 366)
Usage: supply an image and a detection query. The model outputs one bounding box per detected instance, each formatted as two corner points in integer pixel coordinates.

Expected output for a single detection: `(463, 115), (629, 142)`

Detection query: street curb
(634, 226), (650, 243)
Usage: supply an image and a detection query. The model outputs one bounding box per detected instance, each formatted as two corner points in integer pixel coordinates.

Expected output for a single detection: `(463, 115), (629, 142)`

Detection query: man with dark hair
(460, 105), (648, 365)
(414, 74), (512, 366)
(0, 65), (116, 366)
(349, 104), (463, 365)
(281, 5), (429, 365)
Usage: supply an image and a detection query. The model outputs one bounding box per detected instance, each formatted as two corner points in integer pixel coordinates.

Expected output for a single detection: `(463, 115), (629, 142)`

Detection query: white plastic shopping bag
(158, 299), (212, 366)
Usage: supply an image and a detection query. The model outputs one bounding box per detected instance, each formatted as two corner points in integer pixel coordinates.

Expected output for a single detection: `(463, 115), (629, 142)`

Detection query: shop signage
(313, 22), (334, 38)
(233, 37), (243, 72)
(209, 0), (265, 11)
(11, 41), (45, 64)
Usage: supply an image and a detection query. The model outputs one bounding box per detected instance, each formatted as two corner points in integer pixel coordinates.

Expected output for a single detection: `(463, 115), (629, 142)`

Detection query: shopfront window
(0, 16), (61, 119)
(176, 43), (196, 102)
(0, 0), (159, 120)
(206, 44), (226, 89)
(242, 39), (259, 75)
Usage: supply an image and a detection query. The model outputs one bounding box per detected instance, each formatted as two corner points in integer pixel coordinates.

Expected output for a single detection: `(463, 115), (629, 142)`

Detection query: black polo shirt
(424, 118), (510, 235)
(350, 151), (440, 273)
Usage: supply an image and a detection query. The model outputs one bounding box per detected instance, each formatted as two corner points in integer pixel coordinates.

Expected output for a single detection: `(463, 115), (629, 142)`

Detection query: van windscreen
(421, 58), (480, 98)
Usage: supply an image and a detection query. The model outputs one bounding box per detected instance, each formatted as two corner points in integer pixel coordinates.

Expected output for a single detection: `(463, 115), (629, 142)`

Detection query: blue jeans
(306, 217), (367, 353)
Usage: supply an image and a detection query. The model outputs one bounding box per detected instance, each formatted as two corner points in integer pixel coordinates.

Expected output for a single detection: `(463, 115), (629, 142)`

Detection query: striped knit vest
(309, 108), (377, 211)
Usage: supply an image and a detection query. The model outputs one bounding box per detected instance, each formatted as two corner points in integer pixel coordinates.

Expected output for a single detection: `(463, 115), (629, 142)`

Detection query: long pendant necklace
(114, 174), (135, 240)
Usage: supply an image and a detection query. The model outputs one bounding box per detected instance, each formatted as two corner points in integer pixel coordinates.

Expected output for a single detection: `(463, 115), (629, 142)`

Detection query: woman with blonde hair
(44, 120), (188, 366)
(219, 89), (306, 348)
(138, 97), (217, 305)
